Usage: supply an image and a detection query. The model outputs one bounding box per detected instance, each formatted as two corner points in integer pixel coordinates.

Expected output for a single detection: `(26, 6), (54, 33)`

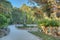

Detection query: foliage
(12, 8), (25, 24)
(26, 12), (36, 24)
(38, 19), (60, 27)
(0, 14), (10, 28)
(0, 0), (12, 24)
(20, 4), (36, 24)
(29, 0), (58, 17)
(37, 19), (50, 27)
(50, 19), (60, 27)
(32, 6), (44, 19)
(0, 0), (12, 14)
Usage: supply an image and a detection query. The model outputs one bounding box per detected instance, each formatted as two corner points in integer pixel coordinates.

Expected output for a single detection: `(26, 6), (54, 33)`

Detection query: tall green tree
(0, 0), (13, 24)
(12, 8), (25, 24)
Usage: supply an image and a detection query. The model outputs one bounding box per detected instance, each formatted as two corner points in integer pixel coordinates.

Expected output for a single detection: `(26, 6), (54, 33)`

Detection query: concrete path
(0, 25), (42, 40)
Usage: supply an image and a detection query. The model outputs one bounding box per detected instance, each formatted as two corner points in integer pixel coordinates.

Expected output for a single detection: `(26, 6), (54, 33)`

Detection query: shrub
(0, 14), (10, 28)
(50, 19), (59, 27)
(39, 19), (60, 27)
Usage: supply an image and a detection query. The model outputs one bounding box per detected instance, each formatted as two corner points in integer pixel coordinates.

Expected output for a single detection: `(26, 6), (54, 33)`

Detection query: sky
(8, 0), (36, 8)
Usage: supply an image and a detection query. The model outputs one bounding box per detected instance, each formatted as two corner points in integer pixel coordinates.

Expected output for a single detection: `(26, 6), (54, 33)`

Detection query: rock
(0, 28), (10, 38)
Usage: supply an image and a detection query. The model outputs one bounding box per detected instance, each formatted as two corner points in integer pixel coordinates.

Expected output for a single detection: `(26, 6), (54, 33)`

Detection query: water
(1, 25), (41, 40)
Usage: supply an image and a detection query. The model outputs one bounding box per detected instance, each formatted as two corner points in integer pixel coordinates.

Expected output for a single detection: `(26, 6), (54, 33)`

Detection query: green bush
(38, 19), (50, 27)
(50, 20), (59, 27)
(0, 14), (10, 28)
(38, 19), (60, 27)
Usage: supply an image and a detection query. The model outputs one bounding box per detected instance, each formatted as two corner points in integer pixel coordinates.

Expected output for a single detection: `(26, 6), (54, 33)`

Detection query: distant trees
(20, 4), (36, 24)
(12, 8), (25, 24)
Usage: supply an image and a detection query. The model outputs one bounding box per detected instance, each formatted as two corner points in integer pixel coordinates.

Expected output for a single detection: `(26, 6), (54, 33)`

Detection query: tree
(0, 0), (12, 13)
(32, 6), (43, 19)
(0, 0), (13, 24)
(12, 8), (25, 24)
(20, 4), (36, 24)
(29, 0), (57, 17)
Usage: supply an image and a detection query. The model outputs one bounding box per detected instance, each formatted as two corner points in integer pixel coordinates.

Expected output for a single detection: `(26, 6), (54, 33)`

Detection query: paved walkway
(0, 25), (42, 40)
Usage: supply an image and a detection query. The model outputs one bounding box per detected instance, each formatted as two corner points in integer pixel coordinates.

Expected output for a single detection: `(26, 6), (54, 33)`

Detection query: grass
(30, 31), (60, 40)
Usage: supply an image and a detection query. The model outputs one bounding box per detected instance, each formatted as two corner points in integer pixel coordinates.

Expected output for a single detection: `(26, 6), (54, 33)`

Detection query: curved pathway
(1, 25), (42, 40)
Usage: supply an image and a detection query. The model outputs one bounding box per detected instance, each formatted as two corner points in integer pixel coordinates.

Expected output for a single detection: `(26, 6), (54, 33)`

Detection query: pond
(0, 25), (41, 40)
